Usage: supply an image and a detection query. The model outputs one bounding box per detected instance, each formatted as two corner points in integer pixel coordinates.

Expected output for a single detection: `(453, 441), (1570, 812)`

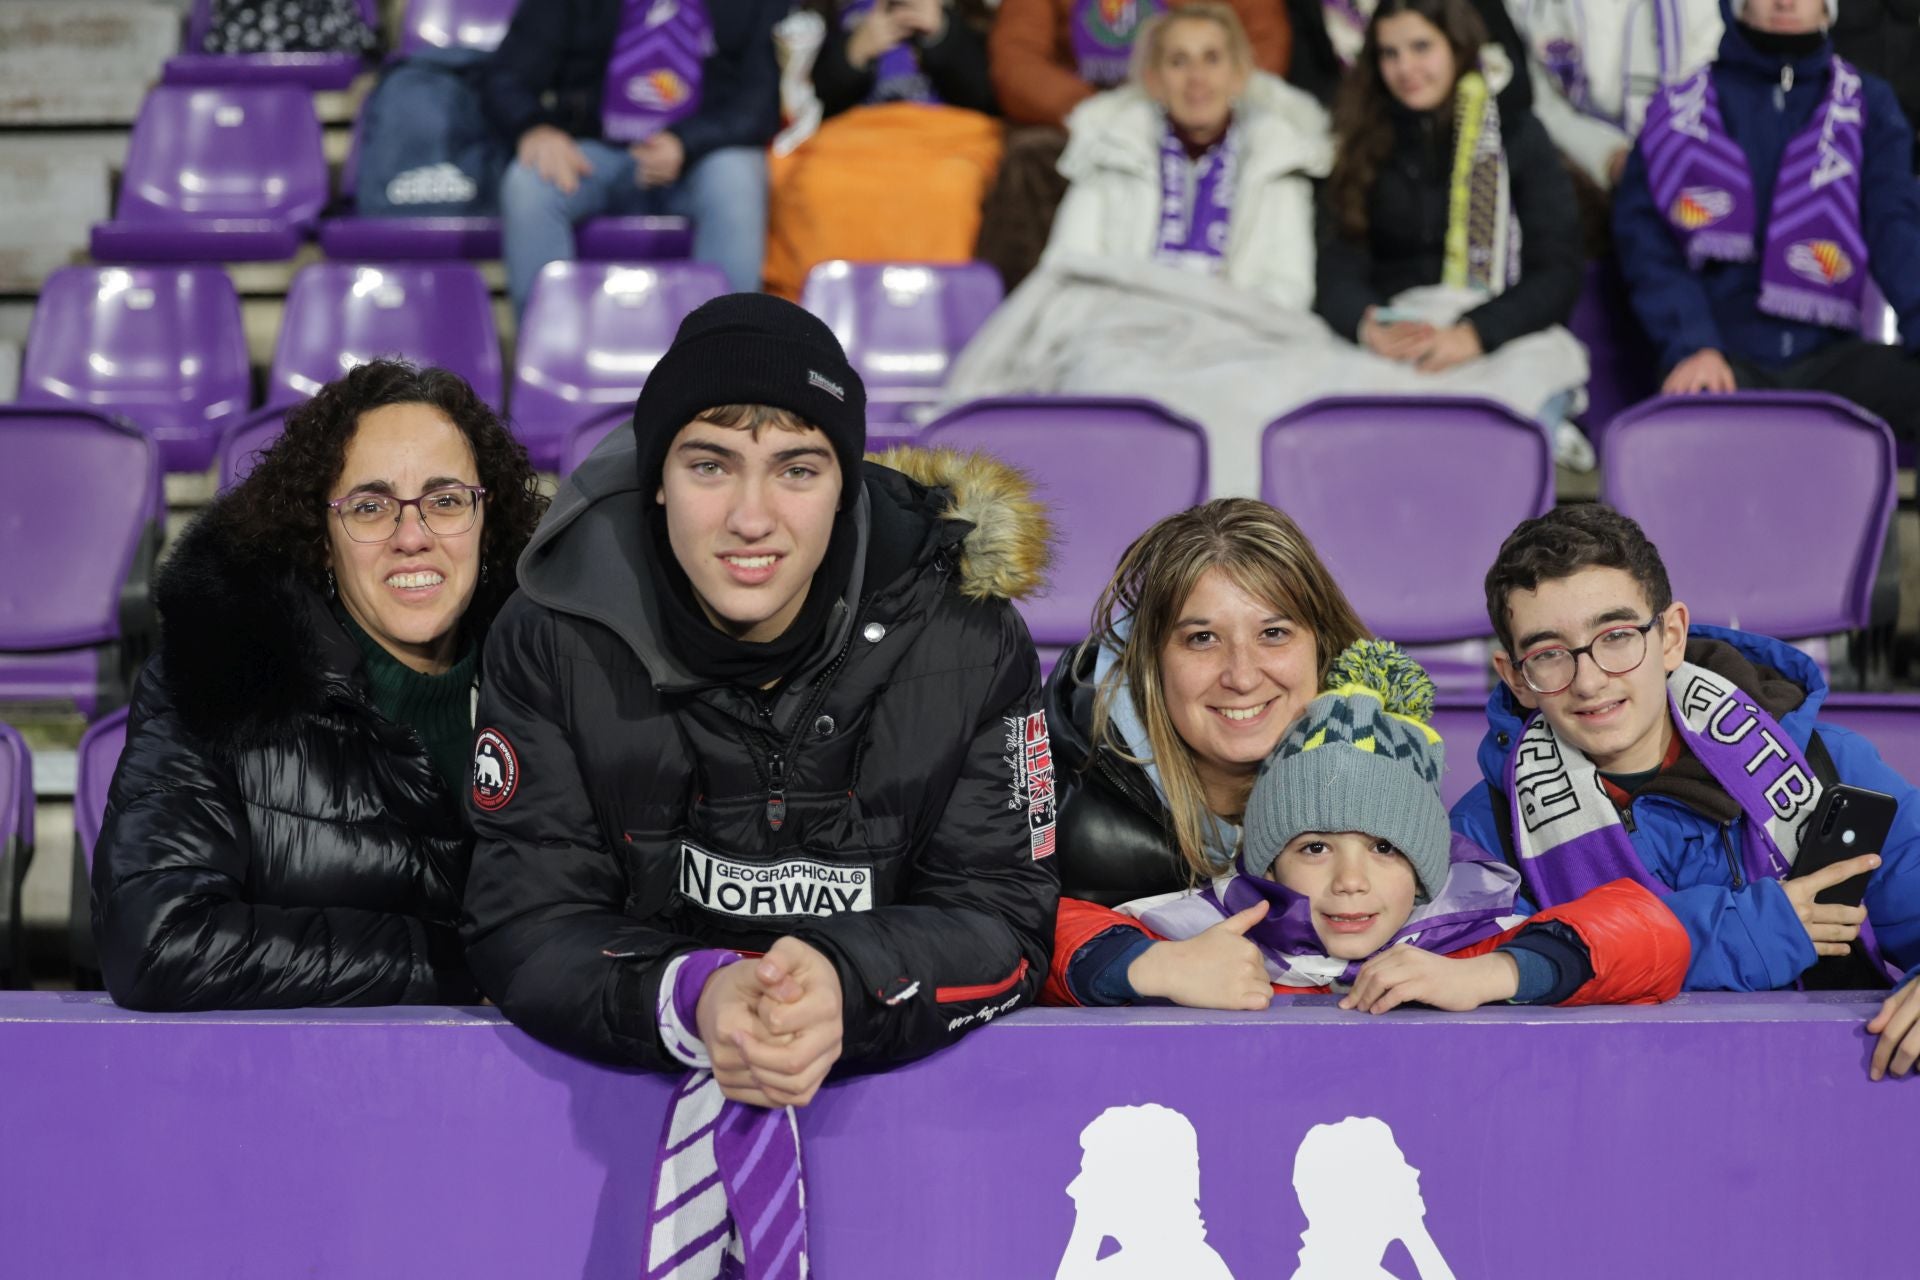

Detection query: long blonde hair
(1087, 499), (1370, 879)
(1128, 1), (1256, 87)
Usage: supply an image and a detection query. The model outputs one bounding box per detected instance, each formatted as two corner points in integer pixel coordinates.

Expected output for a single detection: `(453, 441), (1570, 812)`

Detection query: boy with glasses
(1452, 504), (1920, 1080)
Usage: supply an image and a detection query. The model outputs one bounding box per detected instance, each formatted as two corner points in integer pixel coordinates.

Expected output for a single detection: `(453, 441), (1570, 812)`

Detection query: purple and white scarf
(1639, 57), (1870, 329)
(839, 0), (936, 105)
(1506, 662), (1824, 908)
(645, 952), (809, 1280)
(604, 0), (714, 142)
(1154, 122), (1239, 273)
(1070, 0), (1166, 87)
(1121, 834), (1526, 989)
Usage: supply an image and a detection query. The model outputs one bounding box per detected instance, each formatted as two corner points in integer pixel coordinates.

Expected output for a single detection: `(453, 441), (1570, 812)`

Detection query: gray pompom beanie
(1240, 640), (1451, 900)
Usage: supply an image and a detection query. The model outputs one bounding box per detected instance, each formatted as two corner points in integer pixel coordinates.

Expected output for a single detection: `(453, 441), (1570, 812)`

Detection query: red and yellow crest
(1787, 239), (1854, 285)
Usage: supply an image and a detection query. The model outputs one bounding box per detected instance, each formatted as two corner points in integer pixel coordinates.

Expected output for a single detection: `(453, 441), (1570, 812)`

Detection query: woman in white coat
(1042, 2), (1333, 310)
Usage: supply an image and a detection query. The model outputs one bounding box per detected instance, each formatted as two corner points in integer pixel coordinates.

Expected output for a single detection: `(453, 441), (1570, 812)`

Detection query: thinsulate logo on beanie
(808, 370), (846, 401)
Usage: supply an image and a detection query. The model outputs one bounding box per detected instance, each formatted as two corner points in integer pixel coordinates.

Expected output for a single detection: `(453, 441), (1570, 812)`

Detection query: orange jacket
(1044, 878), (1692, 1007)
(989, 0), (1292, 127)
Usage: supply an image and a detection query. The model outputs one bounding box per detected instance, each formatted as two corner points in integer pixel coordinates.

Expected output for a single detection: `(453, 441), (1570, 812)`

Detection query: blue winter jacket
(1611, 8), (1920, 374)
(1450, 626), (1920, 992)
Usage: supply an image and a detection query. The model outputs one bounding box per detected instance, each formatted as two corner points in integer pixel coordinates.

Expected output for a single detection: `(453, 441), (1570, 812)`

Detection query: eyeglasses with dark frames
(326, 485), (487, 543)
(1513, 617), (1661, 696)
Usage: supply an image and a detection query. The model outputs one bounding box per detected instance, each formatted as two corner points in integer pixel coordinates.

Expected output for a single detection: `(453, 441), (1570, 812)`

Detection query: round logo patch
(472, 728), (519, 812)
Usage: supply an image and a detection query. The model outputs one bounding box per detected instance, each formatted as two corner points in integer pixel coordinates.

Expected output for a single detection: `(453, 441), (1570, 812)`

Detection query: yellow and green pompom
(1324, 639), (1436, 724)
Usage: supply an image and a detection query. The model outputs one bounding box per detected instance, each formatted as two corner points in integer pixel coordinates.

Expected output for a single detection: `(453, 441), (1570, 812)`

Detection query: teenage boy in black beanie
(463, 294), (1059, 1105)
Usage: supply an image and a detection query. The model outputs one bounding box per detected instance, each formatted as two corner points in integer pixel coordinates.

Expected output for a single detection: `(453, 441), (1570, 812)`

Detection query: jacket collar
(1715, 3), (1835, 85)
(154, 497), (367, 750)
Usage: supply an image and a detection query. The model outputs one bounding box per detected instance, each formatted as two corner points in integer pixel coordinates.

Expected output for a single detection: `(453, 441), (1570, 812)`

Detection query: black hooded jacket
(91, 499), (478, 1010)
(1046, 639), (1191, 908)
(462, 429), (1059, 1073)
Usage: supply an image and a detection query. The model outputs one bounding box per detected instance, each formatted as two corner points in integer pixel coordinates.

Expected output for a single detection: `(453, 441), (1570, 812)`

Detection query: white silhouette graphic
(1055, 1104), (1235, 1280)
(1288, 1117), (1455, 1280)
(474, 749), (504, 790)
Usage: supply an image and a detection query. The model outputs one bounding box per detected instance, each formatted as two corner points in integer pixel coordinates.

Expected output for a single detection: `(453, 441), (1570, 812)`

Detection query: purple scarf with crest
(1071, 0), (1165, 87)
(839, 0), (937, 105)
(1638, 57), (1870, 329)
(1127, 834), (1525, 988)
(1155, 122), (1239, 271)
(603, 0), (714, 142)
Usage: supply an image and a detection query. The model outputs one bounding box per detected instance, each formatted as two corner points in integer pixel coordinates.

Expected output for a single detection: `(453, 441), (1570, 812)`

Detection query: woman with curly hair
(92, 360), (548, 1010)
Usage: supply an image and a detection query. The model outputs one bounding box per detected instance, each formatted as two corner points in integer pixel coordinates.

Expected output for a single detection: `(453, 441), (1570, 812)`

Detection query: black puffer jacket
(463, 430), (1060, 1073)
(1047, 639), (1190, 908)
(1315, 98), (1582, 351)
(92, 499), (477, 1010)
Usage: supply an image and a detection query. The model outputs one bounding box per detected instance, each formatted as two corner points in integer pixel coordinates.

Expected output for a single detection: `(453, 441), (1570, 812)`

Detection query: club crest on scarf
(603, 0), (713, 141)
(1670, 186), (1731, 229)
(1787, 238), (1854, 285)
(1071, 0), (1164, 85)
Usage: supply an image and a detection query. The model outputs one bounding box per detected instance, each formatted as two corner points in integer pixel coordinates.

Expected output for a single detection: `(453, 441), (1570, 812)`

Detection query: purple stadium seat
(0, 409), (161, 717)
(1601, 393), (1894, 638)
(91, 86), (328, 263)
(918, 397), (1209, 672)
(269, 263), (503, 409)
(1819, 693), (1920, 783)
(511, 261), (727, 468)
(164, 0), (376, 89)
(1430, 696), (1492, 811)
(0, 721), (32, 986)
(1567, 259), (1659, 451)
(216, 405), (295, 491)
(20, 266), (251, 474)
(401, 0), (519, 55)
(1260, 397), (1555, 694)
(559, 406), (630, 476)
(801, 262), (1003, 426)
(72, 705), (131, 979)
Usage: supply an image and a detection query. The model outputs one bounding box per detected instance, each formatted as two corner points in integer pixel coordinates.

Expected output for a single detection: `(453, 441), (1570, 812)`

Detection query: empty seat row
(21, 259), (1002, 471)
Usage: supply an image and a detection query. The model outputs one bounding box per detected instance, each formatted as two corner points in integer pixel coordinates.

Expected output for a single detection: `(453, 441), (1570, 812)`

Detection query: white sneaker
(1553, 420), (1597, 473)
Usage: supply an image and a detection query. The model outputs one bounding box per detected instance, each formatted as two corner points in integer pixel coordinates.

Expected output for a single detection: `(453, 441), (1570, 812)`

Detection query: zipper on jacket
(936, 957), (1031, 1005)
(749, 619), (860, 830)
(765, 752), (787, 831)
(1719, 821), (1745, 889)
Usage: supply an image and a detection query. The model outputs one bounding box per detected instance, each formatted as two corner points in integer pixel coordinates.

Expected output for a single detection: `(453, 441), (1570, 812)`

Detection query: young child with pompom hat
(1045, 640), (1693, 1011)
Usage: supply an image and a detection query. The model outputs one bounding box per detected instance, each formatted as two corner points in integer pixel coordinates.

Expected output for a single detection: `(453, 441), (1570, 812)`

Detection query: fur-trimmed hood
(517, 420), (1053, 691)
(150, 496), (364, 750)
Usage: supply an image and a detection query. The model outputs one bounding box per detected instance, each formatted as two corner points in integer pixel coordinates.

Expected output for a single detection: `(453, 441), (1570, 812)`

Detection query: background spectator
(484, 0), (785, 309)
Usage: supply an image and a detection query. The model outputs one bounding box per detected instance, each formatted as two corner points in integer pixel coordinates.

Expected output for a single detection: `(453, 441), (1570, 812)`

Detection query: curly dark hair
(223, 359), (548, 630)
(1484, 505), (1674, 655)
(1325, 0), (1490, 242)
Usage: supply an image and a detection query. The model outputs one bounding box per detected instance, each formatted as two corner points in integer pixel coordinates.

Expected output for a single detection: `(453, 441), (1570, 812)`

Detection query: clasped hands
(694, 936), (845, 1108)
(1360, 307), (1484, 374)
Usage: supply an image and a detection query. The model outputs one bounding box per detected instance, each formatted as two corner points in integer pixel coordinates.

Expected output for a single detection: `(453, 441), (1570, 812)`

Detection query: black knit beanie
(633, 292), (868, 501)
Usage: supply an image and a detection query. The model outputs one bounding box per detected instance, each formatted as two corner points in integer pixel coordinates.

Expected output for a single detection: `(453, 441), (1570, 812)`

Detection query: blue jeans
(500, 138), (768, 311)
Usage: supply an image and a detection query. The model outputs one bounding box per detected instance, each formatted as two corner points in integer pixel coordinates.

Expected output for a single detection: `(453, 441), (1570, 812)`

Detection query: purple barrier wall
(1, 991), (1912, 1278)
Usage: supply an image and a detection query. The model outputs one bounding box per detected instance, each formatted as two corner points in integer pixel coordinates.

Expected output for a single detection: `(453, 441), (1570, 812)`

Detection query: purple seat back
(269, 263), (503, 409)
(21, 266), (251, 473)
(1601, 393), (1895, 637)
(111, 85), (328, 229)
(1567, 259), (1658, 449)
(801, 262), (1003, 423)
(0, 410), (157, 651)
(511, 262), (727, 465)
(1818, 693), (1920, 782)
(216, 405), (296, 491)
(918, 397), (1209, 646)
(558, 406), (633, 477)
(76, 707), (131, 873)
(0, 721), (29, 856)
(1260, 397), (1554, 644)
(402, 0), (518, 54)
(1429, 696), (1492, 811)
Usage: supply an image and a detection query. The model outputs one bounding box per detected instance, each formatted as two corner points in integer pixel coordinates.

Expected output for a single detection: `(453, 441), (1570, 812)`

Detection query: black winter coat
(91, 499), (477, 1010)
(1046, 640), (1190, 908)
(810, 2), (997, 118)
(1314, 100), (1583, 351)
(463, 432), (1059, 1073)
(480, 0), (784, 163)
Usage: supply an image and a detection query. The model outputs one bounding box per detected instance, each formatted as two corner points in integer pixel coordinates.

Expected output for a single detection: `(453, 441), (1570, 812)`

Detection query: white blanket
(939, 254), (1590, 498)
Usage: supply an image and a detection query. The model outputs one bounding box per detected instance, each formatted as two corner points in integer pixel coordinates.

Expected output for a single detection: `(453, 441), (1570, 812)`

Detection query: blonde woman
(1042, 2), (1333, 307)
(1040, 499), (1369, 1007)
